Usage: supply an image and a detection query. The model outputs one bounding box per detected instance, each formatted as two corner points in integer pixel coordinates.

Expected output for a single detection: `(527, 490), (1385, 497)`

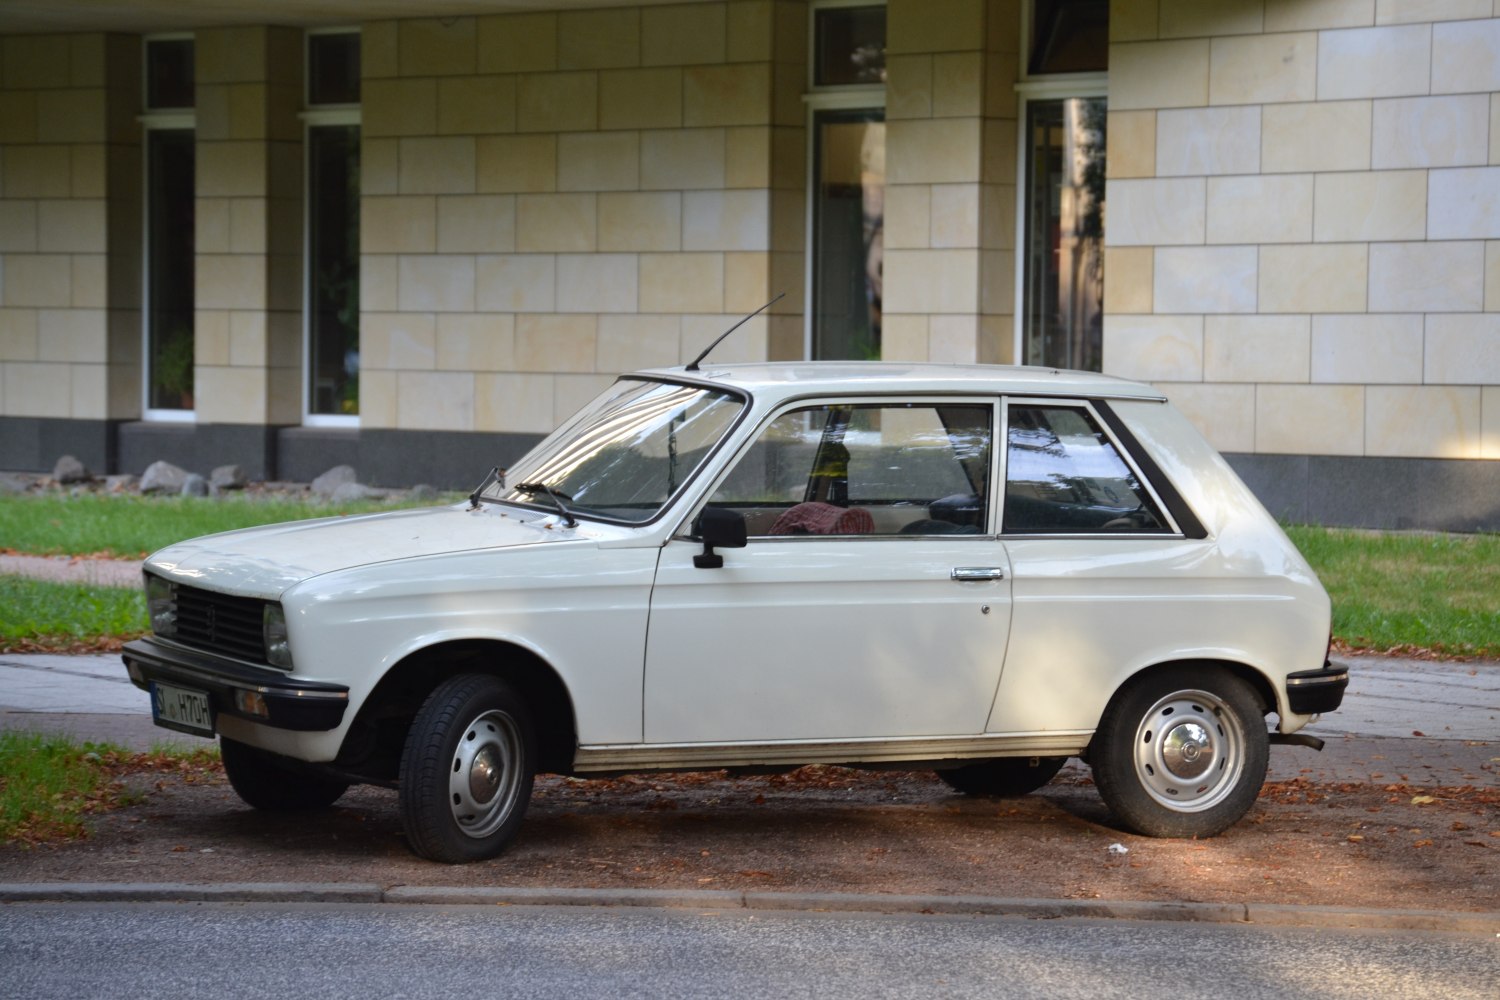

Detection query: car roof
(631, 362), (1168, 402)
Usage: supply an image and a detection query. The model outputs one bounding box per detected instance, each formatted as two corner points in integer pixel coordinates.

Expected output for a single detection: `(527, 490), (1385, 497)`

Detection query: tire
(1090, 667), (1269, 838)
(938, 756), (1067, 797)
(220, 738), (350, 811)
(399, 674), (536, 864)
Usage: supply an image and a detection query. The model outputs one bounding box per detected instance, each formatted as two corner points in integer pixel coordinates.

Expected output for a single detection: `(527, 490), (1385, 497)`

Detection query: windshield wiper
(514, 482), (578, 527)
(468, 467), (505, 509)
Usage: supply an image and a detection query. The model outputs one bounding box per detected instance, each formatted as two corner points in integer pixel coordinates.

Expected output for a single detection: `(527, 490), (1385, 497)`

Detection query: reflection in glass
(488, 380), (744, 524)
(814, 5), (886, 86)
(1023, 97), (1106, 371)
(813, 110), (884, 361)
(308, 125), (361, 415)
(1003, 406), (1165, 533)
(146, 129), (195, 411)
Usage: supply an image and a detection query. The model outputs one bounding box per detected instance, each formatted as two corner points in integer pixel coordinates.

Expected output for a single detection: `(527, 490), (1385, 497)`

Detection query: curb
(3, 884), (1496, 934)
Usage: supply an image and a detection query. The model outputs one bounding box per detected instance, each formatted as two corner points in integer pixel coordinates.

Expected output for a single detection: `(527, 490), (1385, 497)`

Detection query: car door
(643, 397), (1013, 745)
(988, 397), (1211, 736)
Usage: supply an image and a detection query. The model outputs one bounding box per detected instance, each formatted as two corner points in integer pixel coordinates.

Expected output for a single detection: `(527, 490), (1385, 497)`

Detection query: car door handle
(951, 567), (1005, 581)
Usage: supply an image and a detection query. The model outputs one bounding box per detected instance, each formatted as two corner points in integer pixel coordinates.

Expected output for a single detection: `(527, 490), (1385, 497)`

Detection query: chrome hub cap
(1133, 690), (1245, 813)
(449, 710), (523, 839)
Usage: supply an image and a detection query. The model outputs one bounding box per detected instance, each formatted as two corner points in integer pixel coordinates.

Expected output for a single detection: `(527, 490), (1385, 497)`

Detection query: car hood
(144, 504), (578, 598)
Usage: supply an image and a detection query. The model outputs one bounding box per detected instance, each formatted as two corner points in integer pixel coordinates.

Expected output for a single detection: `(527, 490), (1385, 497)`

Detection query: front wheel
(937, 756), (1067, 797)
(1090, 667), (1268, 838)
(220, 738), (350, 811)
(399, 674), (536, 863)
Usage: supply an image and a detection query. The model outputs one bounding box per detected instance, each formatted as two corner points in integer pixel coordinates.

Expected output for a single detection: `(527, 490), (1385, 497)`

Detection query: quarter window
(1003, 405), (1166, 534)
(711, 402), (991, 536)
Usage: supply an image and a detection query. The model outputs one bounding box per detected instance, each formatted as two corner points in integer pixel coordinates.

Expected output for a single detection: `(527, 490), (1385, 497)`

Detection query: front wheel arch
(337, 639), (579, 782)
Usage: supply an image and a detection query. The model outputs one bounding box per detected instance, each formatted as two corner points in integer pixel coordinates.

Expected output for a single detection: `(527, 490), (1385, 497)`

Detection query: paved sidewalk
(0, 553), (143, 588)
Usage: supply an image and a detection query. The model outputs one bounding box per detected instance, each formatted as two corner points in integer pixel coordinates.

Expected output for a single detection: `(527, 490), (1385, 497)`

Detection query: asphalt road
(1, 902), (1495, 1000)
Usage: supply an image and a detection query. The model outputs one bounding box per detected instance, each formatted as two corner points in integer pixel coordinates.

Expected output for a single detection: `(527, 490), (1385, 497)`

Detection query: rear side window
(1003, 404), (1169, 534)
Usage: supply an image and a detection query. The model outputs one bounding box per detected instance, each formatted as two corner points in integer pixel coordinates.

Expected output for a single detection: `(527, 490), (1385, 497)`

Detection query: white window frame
(804, 0), (886, 360)
(140, 33), (196, 423)
(1011, 75), (1107, 368)
(301, 27), (361, 428)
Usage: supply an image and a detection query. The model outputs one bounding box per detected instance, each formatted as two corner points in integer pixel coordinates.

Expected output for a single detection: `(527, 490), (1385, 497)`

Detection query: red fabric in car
(768, 502), (874, 536)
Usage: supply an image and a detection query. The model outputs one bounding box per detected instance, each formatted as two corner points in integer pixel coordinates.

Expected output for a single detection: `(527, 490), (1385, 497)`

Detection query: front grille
(171, 583), (268, 665)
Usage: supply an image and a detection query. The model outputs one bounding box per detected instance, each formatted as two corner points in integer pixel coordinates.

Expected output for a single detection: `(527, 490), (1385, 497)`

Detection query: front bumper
(1285, 662), (1349, 716)
(122, 637), (349, 733)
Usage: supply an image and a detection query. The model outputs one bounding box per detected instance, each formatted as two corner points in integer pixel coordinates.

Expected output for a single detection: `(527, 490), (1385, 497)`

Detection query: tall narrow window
(143, 37), (196, 414)
(812, 110), (884, 361)
(1021, 97), (1106, 371)
(808, 4), (885, 361)
(304, 31), (361, 420)
(1017, 1), (1108, 371)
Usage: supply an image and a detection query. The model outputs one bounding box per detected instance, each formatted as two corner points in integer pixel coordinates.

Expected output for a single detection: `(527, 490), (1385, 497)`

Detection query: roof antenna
(686, 292), (785, 372)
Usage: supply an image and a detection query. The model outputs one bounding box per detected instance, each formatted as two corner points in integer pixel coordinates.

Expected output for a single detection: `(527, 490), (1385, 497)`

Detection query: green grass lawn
(0, 492), (454, 559)
(0, 731), (219, 845)
(1284, 525), (1500, 659)
(0, 577), (146, 650)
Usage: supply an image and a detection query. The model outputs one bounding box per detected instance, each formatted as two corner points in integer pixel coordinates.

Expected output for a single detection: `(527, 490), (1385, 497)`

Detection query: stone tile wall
(193, 25), (303, 427)
(357, 2), (807, 434)
(883, 0), (1020, 364)
(1104, 0), (1500, 461)
(0, 33), (140, 424)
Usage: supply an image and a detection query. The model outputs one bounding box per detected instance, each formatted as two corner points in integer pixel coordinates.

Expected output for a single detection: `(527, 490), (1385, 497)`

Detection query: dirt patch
(2, 764), (1495, 911)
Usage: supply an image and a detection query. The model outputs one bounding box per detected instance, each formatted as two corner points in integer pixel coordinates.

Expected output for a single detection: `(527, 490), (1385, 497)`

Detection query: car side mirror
(693, 507), (747, 569)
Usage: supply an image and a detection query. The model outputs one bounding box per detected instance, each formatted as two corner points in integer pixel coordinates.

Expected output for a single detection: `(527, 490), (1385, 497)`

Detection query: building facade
(1, 0), (1497, 529)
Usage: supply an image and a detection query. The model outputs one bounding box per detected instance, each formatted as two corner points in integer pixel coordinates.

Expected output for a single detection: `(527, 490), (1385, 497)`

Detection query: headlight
(146, 575), (176, 636)
(263, 603), (294, 668)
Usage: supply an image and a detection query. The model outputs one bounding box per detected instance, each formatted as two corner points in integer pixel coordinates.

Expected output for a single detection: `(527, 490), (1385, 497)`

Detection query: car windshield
(481, 379), (745, 524)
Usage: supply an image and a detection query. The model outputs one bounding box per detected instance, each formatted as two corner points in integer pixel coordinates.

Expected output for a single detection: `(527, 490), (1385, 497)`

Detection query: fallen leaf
(1410, 795), (1436, 805)
(1413, 839), (1433, 848)
(1346, 834), (1364, 842)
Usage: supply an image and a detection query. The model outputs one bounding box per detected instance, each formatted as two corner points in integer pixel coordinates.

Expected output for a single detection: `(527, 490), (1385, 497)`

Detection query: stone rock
(210, 464), (248, 490)
(0, 473), (35, 495)
(330, 481), (378, 503)
(181, 473), (209, 497)
(52, 455), (91, 484)
(408, 483), (439, 502)
(140, 460), (190, 494)
(310, 464), (358, 498)
(104, 474), (139, 494)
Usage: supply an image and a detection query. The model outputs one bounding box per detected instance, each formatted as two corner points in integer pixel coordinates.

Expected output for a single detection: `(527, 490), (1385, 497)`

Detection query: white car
(123, 362), (1347, 863)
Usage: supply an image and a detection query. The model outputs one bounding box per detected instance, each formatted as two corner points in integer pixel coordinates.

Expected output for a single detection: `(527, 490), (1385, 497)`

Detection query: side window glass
(709, 403), (992, 537)
(1003, 405), (1168, 534)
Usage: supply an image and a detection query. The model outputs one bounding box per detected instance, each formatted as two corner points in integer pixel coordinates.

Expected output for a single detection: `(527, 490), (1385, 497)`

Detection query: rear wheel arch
(338, 639), (579, 780)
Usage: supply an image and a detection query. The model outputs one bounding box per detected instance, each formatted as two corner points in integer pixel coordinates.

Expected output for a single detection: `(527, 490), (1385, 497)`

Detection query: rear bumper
(1285, 662), (1349, 716)
(122, 637), (349, 733)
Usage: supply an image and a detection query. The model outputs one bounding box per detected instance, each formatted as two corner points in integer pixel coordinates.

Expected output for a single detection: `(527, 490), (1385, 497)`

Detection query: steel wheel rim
(448, 709), (524, 839)
(1132, 688), (1244, 813)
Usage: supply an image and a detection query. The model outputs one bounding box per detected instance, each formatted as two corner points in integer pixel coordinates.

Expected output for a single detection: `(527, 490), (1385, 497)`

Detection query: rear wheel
(399, 674), (536, 863)
(1091, 667), (1268, 838)
(937, 756), (1067, 797)
(220, 738), (350, 811)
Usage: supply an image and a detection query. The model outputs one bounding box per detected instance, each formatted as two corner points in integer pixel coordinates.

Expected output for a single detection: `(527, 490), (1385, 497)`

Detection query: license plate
(151, 681), (214, 735)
